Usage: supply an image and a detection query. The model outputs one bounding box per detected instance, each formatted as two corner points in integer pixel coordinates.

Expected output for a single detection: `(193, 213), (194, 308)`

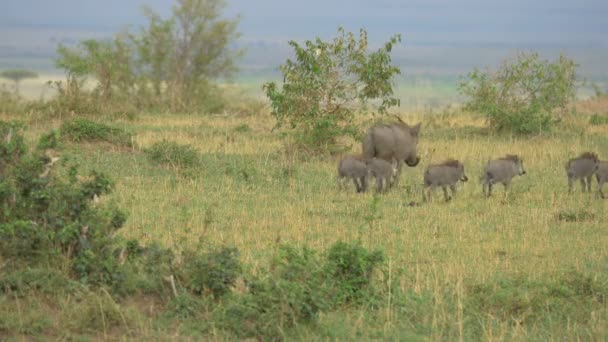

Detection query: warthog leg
(449, 184), (457, 199)
(392, 162), (403, 187)
(586, 176), (593, 192)
(580, 178), (587, 192)
(360, 176), (368, 193)
(423, 187), (432, 202)
(597, 176), (605, 199)
(442, 186), (451, 201)
(375, 177), (384, 193)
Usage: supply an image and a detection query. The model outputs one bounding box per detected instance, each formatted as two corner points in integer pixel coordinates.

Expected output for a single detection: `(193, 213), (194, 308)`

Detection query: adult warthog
(362, 119), (421, 187)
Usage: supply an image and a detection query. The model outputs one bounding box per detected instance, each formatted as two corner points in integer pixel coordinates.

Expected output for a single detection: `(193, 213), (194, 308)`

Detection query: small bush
(166, 293), (209, 319)
(264, 27), (402, 153)
(119, 241), (176, 297)
(459, 52), (577, 134)
(65, 292), (132, 333)
(218, 242), (384, 340)
(60, 118), (133, 147)
(1, 122), (128, 289)
(144, 140), (201, 169)
(589, 113), (608, 126)
(0, 267), (77, 296)
(37, 130), (61, 150)
(325, 241), (384, 303)
(556, 209), (595, 222)
(219, 245), (329, 339)
(181, 246), (241, 299)
(0, 120), (27, 169)
(465, 271), (608, 330)
(232, 123), (251, 133)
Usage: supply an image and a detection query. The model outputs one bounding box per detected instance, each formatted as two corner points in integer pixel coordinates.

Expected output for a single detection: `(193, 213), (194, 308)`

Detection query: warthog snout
(520, 170), (527, 175)
(461, 175), (469, 182)
(406, 156), (420, 167)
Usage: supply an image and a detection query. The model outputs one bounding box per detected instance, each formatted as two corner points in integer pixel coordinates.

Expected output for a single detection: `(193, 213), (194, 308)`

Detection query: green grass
(1, 107), (607, 340)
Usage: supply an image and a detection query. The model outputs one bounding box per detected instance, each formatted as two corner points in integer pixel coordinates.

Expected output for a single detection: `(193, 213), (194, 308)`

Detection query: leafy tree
(458, 51), (577, 134)
(263, 28), (402, 153)
(0, 69), (38, 95)
(54, 0), (242, 112)
(56, 35), (134, 101)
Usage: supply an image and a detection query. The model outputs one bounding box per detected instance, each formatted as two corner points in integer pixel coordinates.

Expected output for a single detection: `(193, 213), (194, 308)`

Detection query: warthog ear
(411, 122), (421, 136)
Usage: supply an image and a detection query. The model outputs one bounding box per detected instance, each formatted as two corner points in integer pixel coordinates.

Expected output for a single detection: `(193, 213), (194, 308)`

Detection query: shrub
(324, 241), (384, 303)
(264, 27), (402, 154)
(219, 245), (329, 339)
(0, 121), (128, 287)
(556, 209), (595, 222)
(458, 51), (577, 134)
(144, 140), (201, 169)
(589, 113), (608, 126)
(60, 118), (133, 147)
(218, 242), (385, 339)
(465, 271), (608, 330)
(55, 0), (241, 113)
(181, 246), (241, 299)
(0, 121), (27, 170)
(37, 130), (61, 150)
(0, 267), (77, 296)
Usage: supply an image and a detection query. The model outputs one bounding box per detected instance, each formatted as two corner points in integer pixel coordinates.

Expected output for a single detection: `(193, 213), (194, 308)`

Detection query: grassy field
(2, 94), (607, 339)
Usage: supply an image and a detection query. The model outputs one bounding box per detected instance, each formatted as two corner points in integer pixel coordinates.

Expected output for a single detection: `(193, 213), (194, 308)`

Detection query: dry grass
(78, 110), (607, 287)
(2, 104), (607, 340)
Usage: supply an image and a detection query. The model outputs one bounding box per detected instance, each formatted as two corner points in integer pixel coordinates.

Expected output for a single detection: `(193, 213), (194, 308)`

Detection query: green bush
(0, 121), (128, 287)
(325, 241), (384, 303)
(0, 121), (27, 170)
(465, 271), (608, 330)
(219, 245), (329, 339)
(0, 267), (77, 296)
(37, 129), (61, 150)
(556, 209), (595, 222)
(218, 242), (384, 340)
(264, 27), (402, 153)
(60, 118), (133, 147)
(144, 140), (201, 169)
(589, 113), (608, 126)
(459, 52), (577, 134)
(181, 246), (242, 299)
(166, 293), (209, 319)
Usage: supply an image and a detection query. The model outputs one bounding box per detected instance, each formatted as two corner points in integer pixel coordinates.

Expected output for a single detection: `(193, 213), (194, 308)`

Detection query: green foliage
(181, 246), (241, 298)
(264, 27), (402, 153)
(0, 121), (127, 287)
(119, 241), (177, 297)
(465, 271), (608, 330)
(589, 113), (608, 126)
(166, 293), (208, 319)
(0, 267), (77, 296)
(459, 51), (577, 134)
(65, 292), (133, 333)
(219, 241), (384, 340)
(219, 245), (329, 339)
(556, 209), (596, 222)
(37, 130), (61, 150)
(54, 0), (242, 113)
(0, 121), (27, 172)
(325, 241), (384, 303)
(60, 118), (133, 147)
(144, 140), (201, 169)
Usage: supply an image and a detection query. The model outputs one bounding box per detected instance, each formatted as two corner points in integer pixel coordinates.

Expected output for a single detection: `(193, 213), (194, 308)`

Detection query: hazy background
(1, 0), (607, 106)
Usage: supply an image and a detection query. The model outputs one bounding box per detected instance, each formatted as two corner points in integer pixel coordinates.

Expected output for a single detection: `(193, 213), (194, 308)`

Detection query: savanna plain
(1, 91), (607, 340)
